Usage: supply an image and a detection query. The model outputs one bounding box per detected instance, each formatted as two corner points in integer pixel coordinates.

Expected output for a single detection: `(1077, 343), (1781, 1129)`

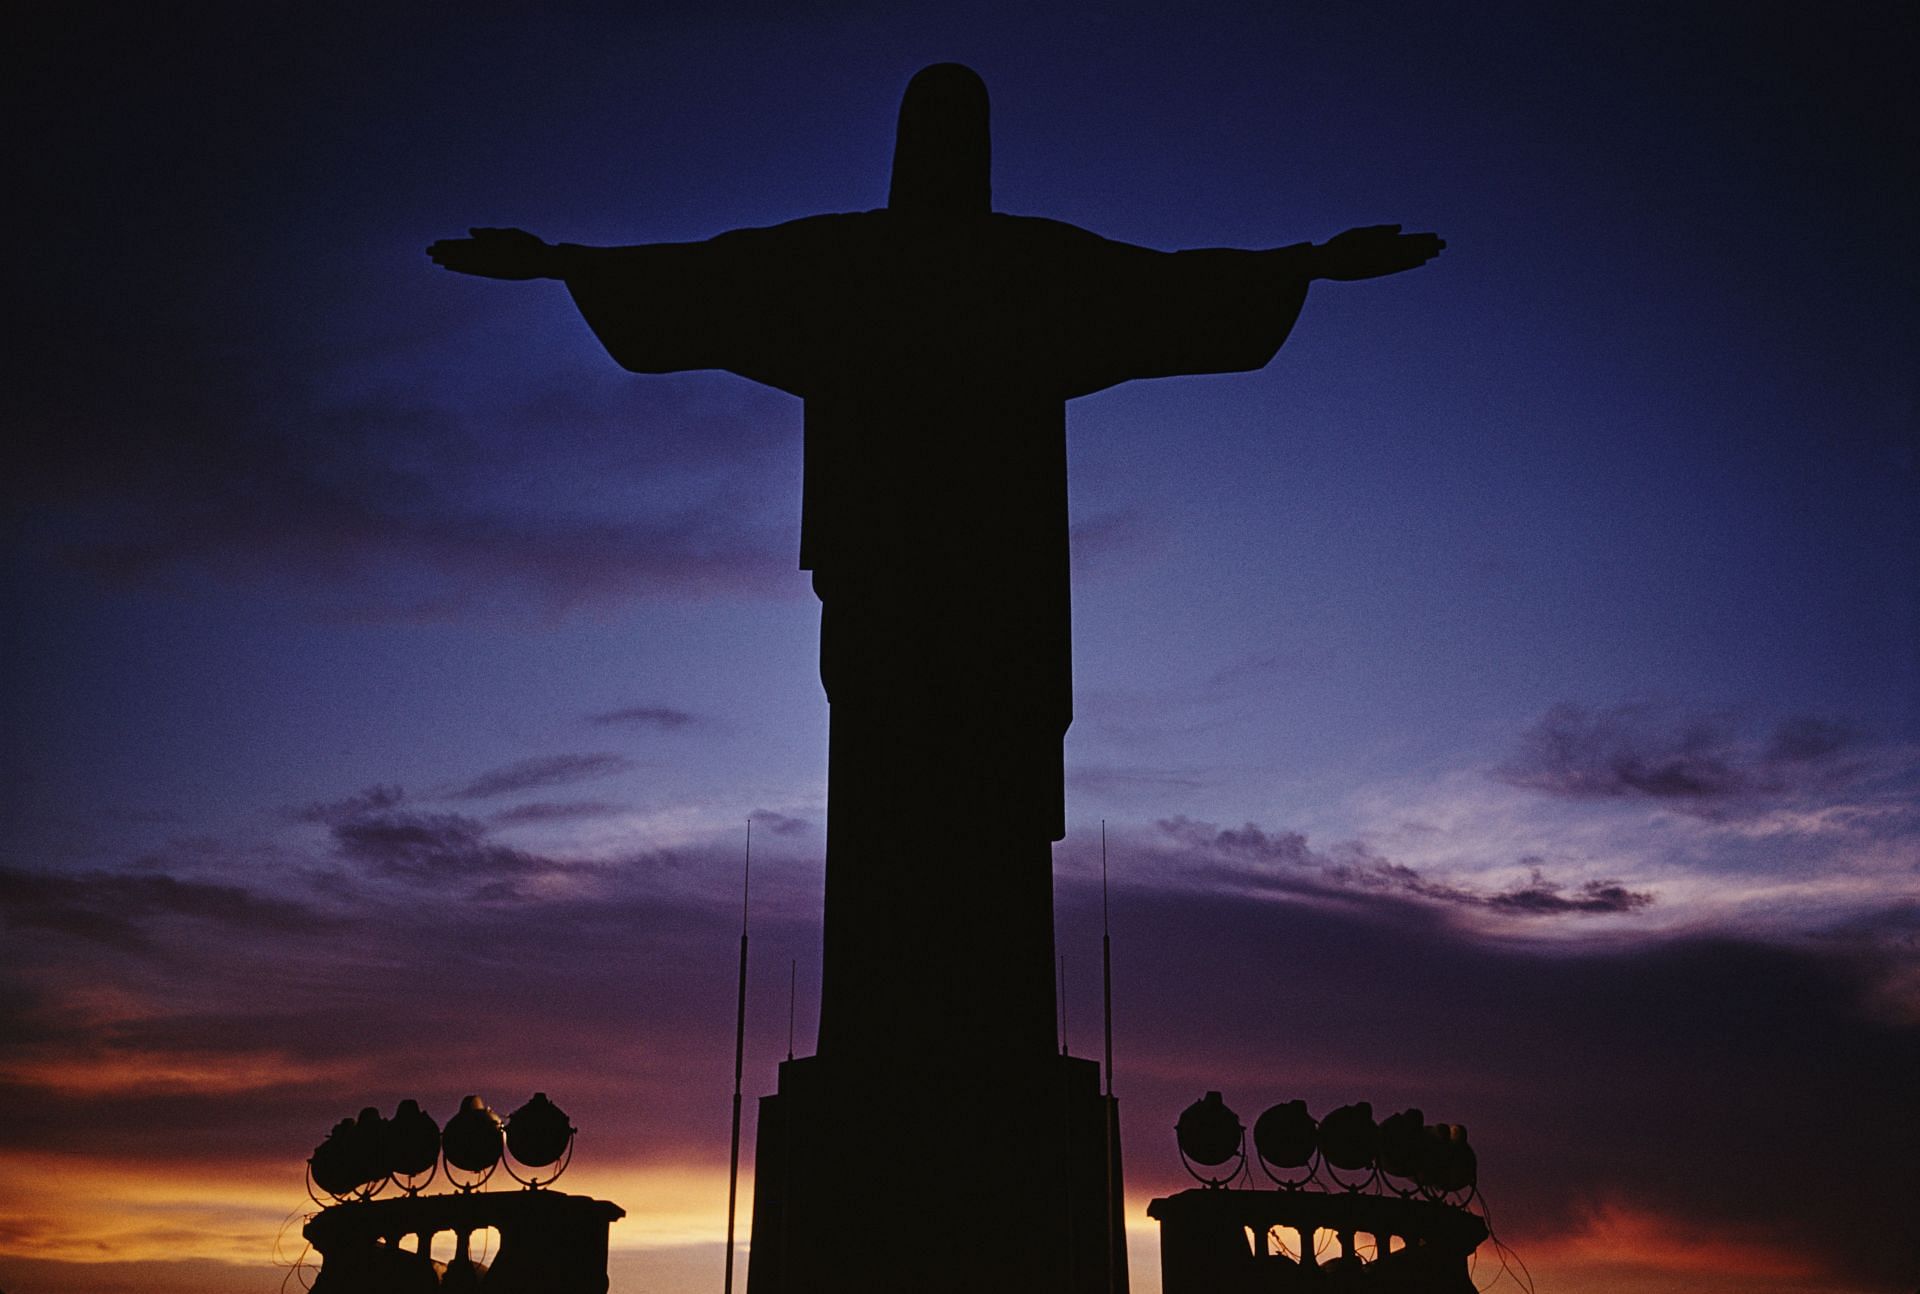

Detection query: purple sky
(3, 4), (1916, 1292)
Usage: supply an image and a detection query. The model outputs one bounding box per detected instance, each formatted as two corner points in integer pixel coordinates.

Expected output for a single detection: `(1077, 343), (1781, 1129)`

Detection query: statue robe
(566, 212), (1308, 828)
(566, 210), (1309, 1058)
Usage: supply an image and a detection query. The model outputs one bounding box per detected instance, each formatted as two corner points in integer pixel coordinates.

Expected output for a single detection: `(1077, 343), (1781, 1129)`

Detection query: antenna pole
(787, 958), (797, 1062)
(1058, 953), (1069, 1056)
(724, 820), (751, 1294)
(1102, 821), (1118, 1294)
(1102, 821), (1113, 1097)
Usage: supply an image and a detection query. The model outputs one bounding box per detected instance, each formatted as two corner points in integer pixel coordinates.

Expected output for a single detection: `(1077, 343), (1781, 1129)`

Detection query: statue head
(889, 64), (990, 217)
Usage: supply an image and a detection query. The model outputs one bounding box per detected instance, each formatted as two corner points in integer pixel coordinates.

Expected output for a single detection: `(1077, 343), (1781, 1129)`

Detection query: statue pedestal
(746, 1051), (1126, 1294)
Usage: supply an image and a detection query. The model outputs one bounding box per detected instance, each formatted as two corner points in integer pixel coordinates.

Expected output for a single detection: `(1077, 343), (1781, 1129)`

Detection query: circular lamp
(1253, 1099), (1318, 1170)
(384, 1098), (441, 1181)
(309, 1107), (387, 1200)
(505, 1092), (575, 1182)
(1377, 1107), (1426, 1182)
(1420, 1122), (1477, 1195)
(442, 1094), (504, 1175)
(1317, 1101), (1378, 1173)
(1175, 1091), (1244, 1178)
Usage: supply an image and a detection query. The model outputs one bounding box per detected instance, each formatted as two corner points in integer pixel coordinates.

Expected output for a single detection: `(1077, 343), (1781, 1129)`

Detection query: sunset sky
(3, 3), (1916, 1292)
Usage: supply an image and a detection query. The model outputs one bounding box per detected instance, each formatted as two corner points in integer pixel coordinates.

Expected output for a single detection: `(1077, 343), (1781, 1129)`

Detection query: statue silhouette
(431, 62), (1441, 1294)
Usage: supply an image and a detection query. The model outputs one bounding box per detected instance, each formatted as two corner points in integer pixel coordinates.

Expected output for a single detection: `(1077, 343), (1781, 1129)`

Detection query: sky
(2, 2), (1916, 1291)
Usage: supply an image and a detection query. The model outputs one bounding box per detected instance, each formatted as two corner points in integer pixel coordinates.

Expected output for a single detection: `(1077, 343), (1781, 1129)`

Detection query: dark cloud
(588, 705), (698, 729)
(328, 810), (560, 885)
(4, 219), (800, 622)
(1, 806), (1909, 1289)
(1497, 702), (1862, 812)
(53, 484), (801, 619)
(488, 800), (622, 825)
(294, 784), (405, 825)
(750, 810), (812, 837)
(1499, 702), (1746, 800)
(1157, 815), (1318, 867)
(446, 753), (632, 801)
(0, 865), (334, 952)
(1148, 817), (1653, 920)
(1765, 714), (1857, 763)
(0, 829), (828, 1170)
(1051, 875), (1920, 1288)
(1484, 866), (1656, 915)
(3, 9), (830, 625)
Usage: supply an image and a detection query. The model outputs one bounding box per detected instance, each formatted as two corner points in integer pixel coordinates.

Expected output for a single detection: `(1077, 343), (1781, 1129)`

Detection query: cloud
(488, 800), (622, 825)
(1058, 874), (1920, 1289)
(0, 815), (829, 1175)
(293, 784), (405, 824)
(0, 797), (1911, 1290)
(749, 810), (812, 837)
(1496, 702), (1862, 813)
(1764, 715), (1857, 763)
(0, 866), (336, 952)
(4, 224), (805, 620)
(446, 753), (633, 801)
(1483, 866), (1656, 915)
(327, 810), (563, 887)
(59, 492), (801, 620)
(1147, 816), (1655, 922)
(588, 705), (698, 730)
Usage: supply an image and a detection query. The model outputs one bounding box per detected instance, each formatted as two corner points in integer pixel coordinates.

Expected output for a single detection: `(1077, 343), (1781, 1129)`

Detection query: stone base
(746, 1051), (1127, 1294)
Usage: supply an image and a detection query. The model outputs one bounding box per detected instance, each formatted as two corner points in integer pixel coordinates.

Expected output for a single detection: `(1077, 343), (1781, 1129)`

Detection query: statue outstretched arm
(428, 220), (849, 397)
(428, 227), (582, 279)
(1306, 225), (1445, 281)
(1043, 219), (1442, 397)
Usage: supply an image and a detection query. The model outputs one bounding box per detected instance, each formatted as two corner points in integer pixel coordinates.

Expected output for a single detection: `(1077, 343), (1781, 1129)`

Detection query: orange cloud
(1520, 1198), (1831, 1291)
(0, 1047), (365, 1097)
(0, 1152), (296, 1266)
(0, 1150), (743, 1269)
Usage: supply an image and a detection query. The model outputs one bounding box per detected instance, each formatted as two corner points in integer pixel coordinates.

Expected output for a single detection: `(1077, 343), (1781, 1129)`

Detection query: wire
(272, 1208), (318, 1293)
(1470, 1184), (1536, 1294)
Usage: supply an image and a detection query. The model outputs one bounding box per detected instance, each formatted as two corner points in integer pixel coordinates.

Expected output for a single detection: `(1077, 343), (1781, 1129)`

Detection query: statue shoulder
(713, 210), (880, 244)
(989, 213), (1144, 268)
(990, 212), (1102, 243)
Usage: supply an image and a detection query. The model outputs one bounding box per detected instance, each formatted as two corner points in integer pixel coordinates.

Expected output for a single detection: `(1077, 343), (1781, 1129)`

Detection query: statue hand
(427, 227), (562, 280)
(1313, 225), (1445, 281)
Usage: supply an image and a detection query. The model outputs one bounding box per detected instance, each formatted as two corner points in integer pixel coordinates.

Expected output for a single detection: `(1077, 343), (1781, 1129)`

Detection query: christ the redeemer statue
(432, 63), (1440, 1292)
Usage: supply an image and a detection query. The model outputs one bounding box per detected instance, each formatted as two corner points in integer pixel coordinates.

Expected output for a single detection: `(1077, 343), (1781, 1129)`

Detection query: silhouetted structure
(431, 62), (1441, 1294)
(1151, 1092), (1488, 1291)
(305, 1191), (625, 1294)
(301, 1094), (622, 1292)
(1149, 1191), (1485, 1293)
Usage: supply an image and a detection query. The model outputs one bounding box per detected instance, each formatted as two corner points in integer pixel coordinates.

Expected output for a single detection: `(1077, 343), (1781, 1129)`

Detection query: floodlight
(1317, 1101), (1378, 1172)
(1252, 1099), (1317, 1170)
(1175, 1091), (1243, 1167)
(442, 1094), (504, 1174)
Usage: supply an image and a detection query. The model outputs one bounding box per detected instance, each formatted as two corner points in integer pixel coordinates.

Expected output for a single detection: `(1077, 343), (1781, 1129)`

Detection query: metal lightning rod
(724, 819), (751, 1294)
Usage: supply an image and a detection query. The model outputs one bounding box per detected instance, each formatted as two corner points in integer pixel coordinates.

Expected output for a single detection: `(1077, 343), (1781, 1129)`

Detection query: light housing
(1175, 1091), (1243, 1167)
